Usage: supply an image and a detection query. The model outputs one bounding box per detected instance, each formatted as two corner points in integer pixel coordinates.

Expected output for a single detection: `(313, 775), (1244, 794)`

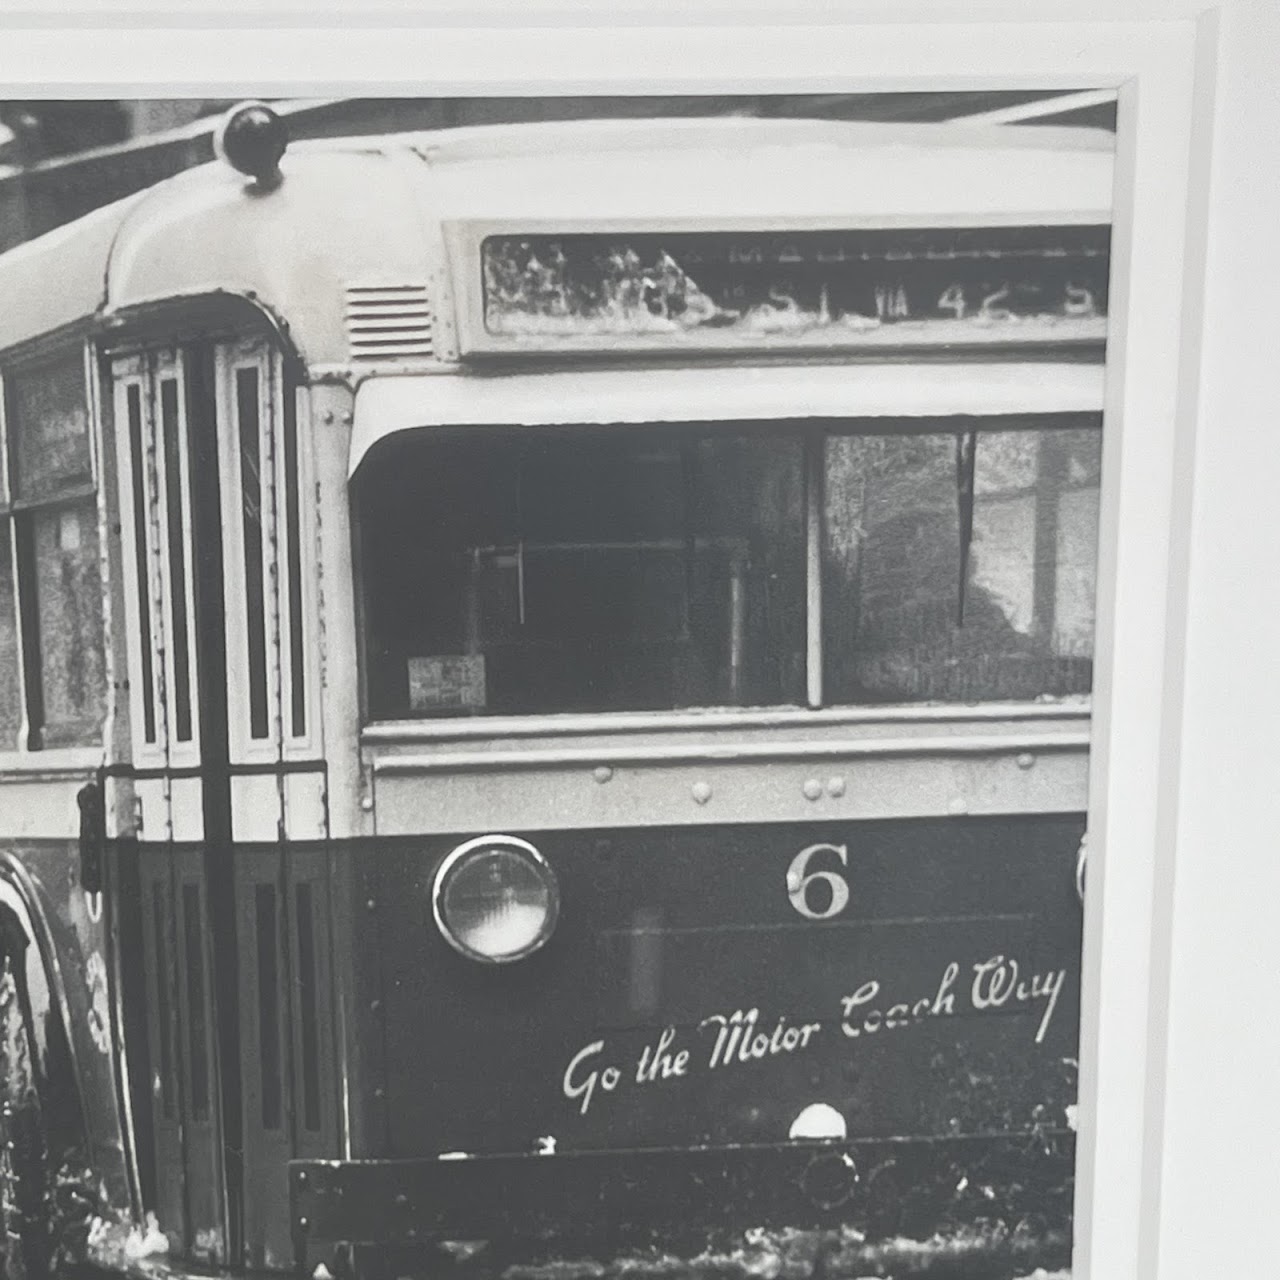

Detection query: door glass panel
(125, 382), (157, 744)
(236, 367), (270, 741)
(160, 377), (193, 743)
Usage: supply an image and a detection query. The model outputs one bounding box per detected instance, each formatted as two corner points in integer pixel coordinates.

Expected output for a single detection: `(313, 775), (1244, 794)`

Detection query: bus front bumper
(289, 1135), (1073, 1251)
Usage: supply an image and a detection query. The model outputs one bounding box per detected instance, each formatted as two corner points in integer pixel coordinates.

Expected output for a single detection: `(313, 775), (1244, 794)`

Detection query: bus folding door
(114, 351), (228, 1261)
(216, 338), (332, 1267)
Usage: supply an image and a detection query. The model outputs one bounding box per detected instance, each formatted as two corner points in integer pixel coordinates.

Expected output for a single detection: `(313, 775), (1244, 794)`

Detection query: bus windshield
(354, 419), (1099, 721)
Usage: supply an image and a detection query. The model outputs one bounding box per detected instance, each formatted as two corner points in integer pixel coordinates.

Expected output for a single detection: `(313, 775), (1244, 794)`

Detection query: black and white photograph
(0, 30), (1269, 1280)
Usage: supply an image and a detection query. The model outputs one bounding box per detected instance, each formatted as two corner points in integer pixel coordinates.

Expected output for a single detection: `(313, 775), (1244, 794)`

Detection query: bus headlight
(432, 835), (559, 964)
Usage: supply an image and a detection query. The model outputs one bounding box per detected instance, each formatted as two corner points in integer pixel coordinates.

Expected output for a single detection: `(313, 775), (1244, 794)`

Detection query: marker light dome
(215, 101), (288, 185)
(432, 835), (559, 964)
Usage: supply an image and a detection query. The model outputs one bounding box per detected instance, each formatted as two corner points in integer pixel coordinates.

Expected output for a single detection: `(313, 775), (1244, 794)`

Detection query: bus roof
(0, 115), (1115, 364)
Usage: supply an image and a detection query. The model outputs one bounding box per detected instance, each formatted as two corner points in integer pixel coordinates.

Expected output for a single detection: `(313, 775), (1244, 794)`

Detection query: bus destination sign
(479, 227), (1110, 354)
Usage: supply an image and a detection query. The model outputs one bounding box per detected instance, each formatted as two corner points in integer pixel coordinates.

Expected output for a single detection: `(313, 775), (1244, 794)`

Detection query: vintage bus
(0, 103), (1110, 1278)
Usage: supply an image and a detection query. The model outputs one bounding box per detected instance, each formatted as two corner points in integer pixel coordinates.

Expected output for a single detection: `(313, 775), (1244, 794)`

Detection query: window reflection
(9, 355), (93, 502)
(823, 427), (1100, 703)
(31, 500), (106, 748)
(3, 350), (107, 750)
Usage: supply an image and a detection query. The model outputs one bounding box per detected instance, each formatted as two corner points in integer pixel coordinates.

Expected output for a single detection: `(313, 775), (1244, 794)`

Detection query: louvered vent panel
(344, 284), (434, 360)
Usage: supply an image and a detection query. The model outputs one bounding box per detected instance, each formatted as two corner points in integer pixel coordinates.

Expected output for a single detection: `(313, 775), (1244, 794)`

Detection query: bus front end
(293, 119), (1109, 1275)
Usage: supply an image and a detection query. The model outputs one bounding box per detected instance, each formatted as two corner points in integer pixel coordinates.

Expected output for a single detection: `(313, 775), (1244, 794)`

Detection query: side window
(0, 350), (107, 751)
(356, 418), (1100, 721)
(357, 429), (807, 719)
(822, 426), (1101, 703)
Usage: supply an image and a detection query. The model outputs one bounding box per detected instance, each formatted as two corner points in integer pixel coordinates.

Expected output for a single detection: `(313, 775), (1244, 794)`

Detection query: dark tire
(0, 950), (51, 1280)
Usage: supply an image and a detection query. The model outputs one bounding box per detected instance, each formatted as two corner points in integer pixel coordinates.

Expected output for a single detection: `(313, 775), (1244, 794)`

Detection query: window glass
(8, 355), (91, 502)
(237, 367), (270, 740)
(32, 498), (106, 747)
(822, 426), (1100, 703)
(125, 383), (157, 744)
(358, 429), (806, 718)
(0, 523), (20, 749)
(160, 377), (193, 743)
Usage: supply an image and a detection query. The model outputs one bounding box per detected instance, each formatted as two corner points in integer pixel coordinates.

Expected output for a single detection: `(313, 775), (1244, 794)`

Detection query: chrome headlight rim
(431, 833), (560, 965)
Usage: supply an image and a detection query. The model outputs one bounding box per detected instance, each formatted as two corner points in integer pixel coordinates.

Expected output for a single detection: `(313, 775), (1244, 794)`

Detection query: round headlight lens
(433, 835), (559, 964)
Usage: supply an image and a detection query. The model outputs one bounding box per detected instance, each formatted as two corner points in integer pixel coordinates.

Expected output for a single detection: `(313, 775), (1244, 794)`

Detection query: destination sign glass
(481, 227), (1110, 351)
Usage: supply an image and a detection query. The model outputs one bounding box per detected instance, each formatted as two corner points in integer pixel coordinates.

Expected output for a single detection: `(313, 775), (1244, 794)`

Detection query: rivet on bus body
(297, 1170), (308, 1185)
(826, 776), (846, 798)
(374, 1086), (386, 1100)
(802, 778), (823, 801)
(342, 411), (353, 425)
(298, 1218), (309, 1232)
(365, 898), (377, 912)
(322, 410), (334, 424)
(370, 999), (382, 1013)
(1016, 752), (1036, 770)
(593, 766), (613, 784)
(360, 795), (373, 812)
(948, 797), (968, 815)
(692, 781), (712, 805)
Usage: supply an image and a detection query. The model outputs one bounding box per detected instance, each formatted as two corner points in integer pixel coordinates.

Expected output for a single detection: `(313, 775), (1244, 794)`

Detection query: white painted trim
(0, 746), (102, 778)
(309, 382), (363, 841)
(348, 363), (1105, 475)
(279, 379), (318, 758)
(0, 775), (95, 839)
(363, 697), (1092, 743)
(86, 340), (117, 781)
(374, 729), (1091, 774)
(372, 745), (1090, 835)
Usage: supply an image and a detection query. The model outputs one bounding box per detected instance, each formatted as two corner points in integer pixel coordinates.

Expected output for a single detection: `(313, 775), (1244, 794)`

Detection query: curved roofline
(0, 114), (1115, 363)
(359, 114), (1118, 164)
